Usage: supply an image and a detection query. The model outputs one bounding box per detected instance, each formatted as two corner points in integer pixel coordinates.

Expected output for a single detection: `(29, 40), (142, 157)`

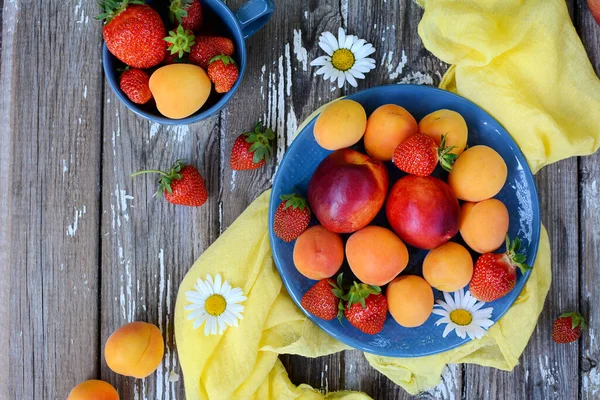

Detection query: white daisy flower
(433, 289), (494, 340)
(185, 274), (247, 336)
(310, 27), (376, 88)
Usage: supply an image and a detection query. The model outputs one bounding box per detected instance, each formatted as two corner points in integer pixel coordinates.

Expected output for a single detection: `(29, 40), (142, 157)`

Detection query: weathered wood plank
(222, 0), (347, 394)
(465, 158), (580, 399)
(576, 0), (600, 397)
(100, 100), (222, 399)
(4, 0), (104, 398)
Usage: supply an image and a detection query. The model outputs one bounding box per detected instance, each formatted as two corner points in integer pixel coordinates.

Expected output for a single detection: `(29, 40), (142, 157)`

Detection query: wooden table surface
(1, 0), (600, 399)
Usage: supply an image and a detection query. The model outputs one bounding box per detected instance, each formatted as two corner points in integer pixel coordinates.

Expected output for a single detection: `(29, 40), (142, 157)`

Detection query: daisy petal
(355, 44), (375, 59)
(319, 39), (335, 56)
(316, 65), (330, 76)
(444, 291), (456, 309)
(432, 308), (448, 317)
(310, 56), (331, 66)
(348, 68), (365, 80)
(337, 28), (346, 50)
(214, 274), (222, 295)
(442, 324), (455, 338)
(344, 34), (354, 49)
(323, 31), (339, 51)
(351, 39), (366, 53)
(345, 72), (358, 87)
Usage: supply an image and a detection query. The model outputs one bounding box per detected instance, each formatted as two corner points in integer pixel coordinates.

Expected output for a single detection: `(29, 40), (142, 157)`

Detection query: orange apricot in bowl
(105, 322), (164, 379)
(346, 226), (409, 286)
(460, 199), (509, 253)
(448, 145), (507, 202)
(419, 109), (468, 156)
(423, 242), (473, 292)
(293, 225), (344, 280)
(386, 275), (434, 328)
(313, 99), (367, 150)
(363, 104), (418, 161)
(67, 380), (119, 400)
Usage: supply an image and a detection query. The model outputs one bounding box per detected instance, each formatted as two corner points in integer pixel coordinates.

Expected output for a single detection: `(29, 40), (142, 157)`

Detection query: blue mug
(102, 0), (275, 125)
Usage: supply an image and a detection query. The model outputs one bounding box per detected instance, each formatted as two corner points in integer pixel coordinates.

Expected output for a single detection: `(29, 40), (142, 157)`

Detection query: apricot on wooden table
(419, 109), (468, 156)
(460, 199), (509, 253)
(346, 226), (408, 286)
(364, 104), (418, 161)
(105, 322), (164, 379)
(67, 380), (119, 400)
(423, 242), (473, 292)
(293, 225), (344, 280)
(386, 275), (434, 328)
(448, 145), (507, 202)
(313, 99), (367, 150)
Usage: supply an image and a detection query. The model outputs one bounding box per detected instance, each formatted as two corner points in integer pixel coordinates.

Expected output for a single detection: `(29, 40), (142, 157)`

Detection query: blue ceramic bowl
(102, 0), (274, 125)
(269, 84), (541, 357)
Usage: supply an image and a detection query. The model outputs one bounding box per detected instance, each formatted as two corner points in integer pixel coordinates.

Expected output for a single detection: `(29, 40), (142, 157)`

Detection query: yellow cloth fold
(174, 0), (600, 397)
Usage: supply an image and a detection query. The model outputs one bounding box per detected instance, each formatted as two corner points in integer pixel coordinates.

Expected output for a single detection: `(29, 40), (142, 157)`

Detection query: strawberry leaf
(242, 121), (275, 164)
(131, 159), (186, 197)
(560, 312), (586, 330)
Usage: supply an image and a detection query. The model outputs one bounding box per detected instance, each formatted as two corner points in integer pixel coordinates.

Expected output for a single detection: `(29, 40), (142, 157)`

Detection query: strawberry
(170, 0), (203, 32)
(301, 274), (345, 321)
(164, 25), (195, 58)
(131, 160), (208, 207)
(207, 55), (239, 93)
(588, 0), (600, 27)
(393, 133), (458, 176)
(119, 68), (152, 104)
(230, 122), (275, 171)
(163, 51), (187, 65)
(552, 312), (586, 344)
(189, 36), (235, 69)
(97, 0), (167, 69)
(343, 283), (387, 335)
(470, 236), (532, 302)
(273, 194), (311, 242)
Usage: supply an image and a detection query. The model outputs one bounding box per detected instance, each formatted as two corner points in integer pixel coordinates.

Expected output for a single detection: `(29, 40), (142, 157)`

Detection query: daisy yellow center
(205, 294), (227, 316)
(450, 309), (473, 326)
(331, 49), (355, 71)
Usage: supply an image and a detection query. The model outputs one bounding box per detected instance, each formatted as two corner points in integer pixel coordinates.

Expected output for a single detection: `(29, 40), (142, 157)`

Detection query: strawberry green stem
(130, 170), (170, 178)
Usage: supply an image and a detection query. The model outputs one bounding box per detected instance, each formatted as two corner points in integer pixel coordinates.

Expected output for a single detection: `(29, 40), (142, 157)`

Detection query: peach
(346, 226), (409, 286)
(386, 175), (461, 249)
(419, 109), (468, 155)
(448, 145), (507, 201)
(293, 225), (344, 280)
(460, 199), (509, 253)
(386, 275), (434, 328)
(313, 99), (367, 150)
(149, 64), (212, 119)
(105, 322), (164, 379)
(423, 242), (473, 291)
(67, 380), (119, 400)
(308, 149), (389, 233)
(364, 104), (418, 160)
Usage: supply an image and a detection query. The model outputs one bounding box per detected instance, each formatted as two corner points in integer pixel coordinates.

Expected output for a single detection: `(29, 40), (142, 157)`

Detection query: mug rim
(102, 0), (248, 126)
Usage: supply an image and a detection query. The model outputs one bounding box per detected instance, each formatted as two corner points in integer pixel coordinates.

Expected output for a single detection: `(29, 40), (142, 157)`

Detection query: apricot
(67, 380), (119, 400)
(386, 275), (434, 328)
(460, 199), (509, 253)
(105, 322), (164, 379)
(346, 226), (409, 286)
(293, 225), (344, 280)
(364, 104), (418, 161)
(313, 99), (367, 150)
(423, 242), (473, 292)
(419, 109), (468, 156)
(448, 145), (507, 201)
(149, 64), (211, 119)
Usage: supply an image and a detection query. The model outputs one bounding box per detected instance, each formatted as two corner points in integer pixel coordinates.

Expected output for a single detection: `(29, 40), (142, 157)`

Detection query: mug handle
(235, 0), (275, 39)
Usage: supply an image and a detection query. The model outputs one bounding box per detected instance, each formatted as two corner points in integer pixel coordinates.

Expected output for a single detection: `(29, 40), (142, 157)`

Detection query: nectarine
(387, 275), (434, 328)
(68, 380), (119, 400)
(364, 104), (418, 161)
(460, 199), (509, 253)
(346, 226), (409, 286)
(313, 100), (367, 150)
(293, 225), (344, 280)
(423, 242), (473, 292)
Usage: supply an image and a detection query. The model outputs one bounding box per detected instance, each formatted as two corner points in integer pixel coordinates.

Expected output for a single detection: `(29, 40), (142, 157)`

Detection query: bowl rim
(268, 83), (542, 357)
(102, 0), (247, 125)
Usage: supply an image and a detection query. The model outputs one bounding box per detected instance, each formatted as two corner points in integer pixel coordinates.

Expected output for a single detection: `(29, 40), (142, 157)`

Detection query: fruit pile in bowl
(269, 84), (541, 357)
(99, 0), (241, 122)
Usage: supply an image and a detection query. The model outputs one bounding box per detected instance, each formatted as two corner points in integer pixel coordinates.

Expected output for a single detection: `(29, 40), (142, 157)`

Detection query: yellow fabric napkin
(174, 0), (600, 397)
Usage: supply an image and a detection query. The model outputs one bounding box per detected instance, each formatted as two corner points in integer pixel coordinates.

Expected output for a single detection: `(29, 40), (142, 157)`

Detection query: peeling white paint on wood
(399, 71), (434, 85)
(428, 365), (459, 400)
(66, 206), (86, 237)
(293, 29), (308, 71)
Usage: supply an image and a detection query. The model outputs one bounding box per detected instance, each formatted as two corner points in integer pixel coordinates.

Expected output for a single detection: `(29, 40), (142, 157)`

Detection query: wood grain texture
(576, 0), (600, 397)
(3, 0), (104, 398)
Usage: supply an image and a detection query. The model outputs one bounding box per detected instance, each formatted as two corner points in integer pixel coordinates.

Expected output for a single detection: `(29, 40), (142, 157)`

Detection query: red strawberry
(343, 283), (387, 335)
(163, 51), (187, 65)
(301, 274), (345, 321)
(97, 0), (167, 69)
(230, 122), (275, 171)
(273, 194), (311, 242)
(189, 36), (235, 69)
(552, 312), (586, 344)
(170, 0), (203, 32)
(207, 55), (239, 93)
(119, 68), (152, 104)
(393, 133), (458, 176)
(131, 160), (208, 207)
(164, 25), (195, 59)
(470, 236), (532, 302)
